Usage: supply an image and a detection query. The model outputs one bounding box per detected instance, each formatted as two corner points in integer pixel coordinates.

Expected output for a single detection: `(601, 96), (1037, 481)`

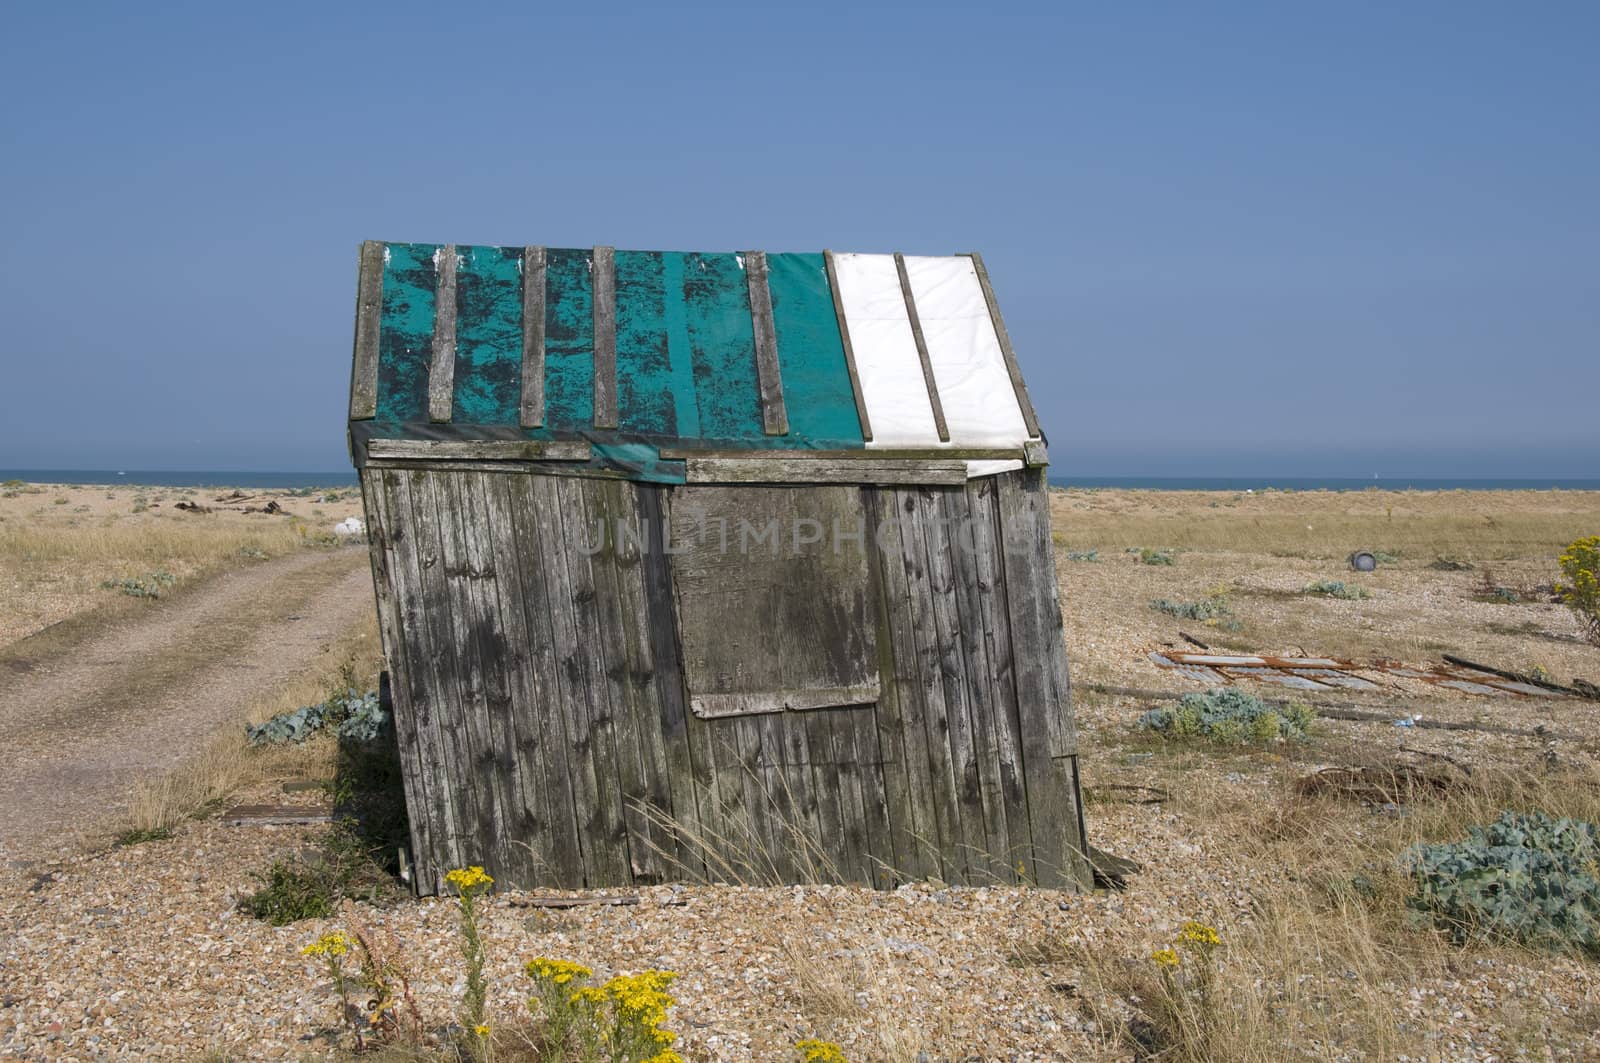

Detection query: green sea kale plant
(1137, 688), (1314, 744)
(1404, 811), (1600, 955)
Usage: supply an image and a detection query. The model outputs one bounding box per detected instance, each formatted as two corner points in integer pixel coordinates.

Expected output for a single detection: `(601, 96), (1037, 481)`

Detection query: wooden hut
(347, 243), (1091, 894)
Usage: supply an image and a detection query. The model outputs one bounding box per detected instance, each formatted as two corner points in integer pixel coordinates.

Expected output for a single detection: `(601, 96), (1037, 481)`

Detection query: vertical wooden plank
(966, 476), (1034, 881)
(504, 475), (587, 887)
(706, 720), (764, 882)
(432, 474), (510, 872)
(481, 473), (576, 886)
(520, 246), (547, 428)
(349, 241), (384, 420)
(359, 472), (436, 887)
(555, 477), (633, 884)
(458, 473), (548, 886)
(585, 479), (675, 882)
(819, 710), (869, 882)
(941, 483), (1018, 881)
(638, 487), (710, 882)
(428, 246), (458, 423)
(802, 710), (848, 882)
(743, 250), (789, 436)
(592, 246), (618, 429)
(377, 470), (448, 891)
(997, 468), (1091, 889)
(847, 705), (895, 887)
(822, 251), (874, 442)
(863, 488), (931, 883)
(756, 709), (801, 884)
(609, 483), (680, 878)
(966, 252), (1041, 439)
(893, 489), (968, 881)
(778, 709), (826, 880)
(893, 253), (950, 443)
(870, 488), (948, 881)
(527, 475), (608, 886)
(390, 470), (473, 884)
(918, 487), (997, 882)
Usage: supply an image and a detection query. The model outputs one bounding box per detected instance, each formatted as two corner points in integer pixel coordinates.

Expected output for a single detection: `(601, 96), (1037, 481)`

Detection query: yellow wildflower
(603, 970), (677, 1031)
(300, 931), (351, 958)
(569, 986), (608, 1007)
(474, 1023), (491, 1038)
(526, 957), (594, 984)
(643, 1051), (685, 1063)
(796, 1039), (849, 1063)
(1177, 921), (1221, 950)
(1151, 947), (1180, 969)
(445, 865), (494, 891)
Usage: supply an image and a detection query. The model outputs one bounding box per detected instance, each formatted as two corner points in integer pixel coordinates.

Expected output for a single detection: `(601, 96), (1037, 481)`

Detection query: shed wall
(360, 465), (1089, 894)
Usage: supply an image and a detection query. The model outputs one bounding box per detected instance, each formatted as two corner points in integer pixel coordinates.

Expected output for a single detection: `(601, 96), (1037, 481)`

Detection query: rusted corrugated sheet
(1149, 651), (1574, 698)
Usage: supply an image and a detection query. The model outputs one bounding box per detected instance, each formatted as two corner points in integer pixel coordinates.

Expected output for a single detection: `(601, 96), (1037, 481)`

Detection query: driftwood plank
(223, 805), (332, 826)
(521, 246), (547, 428)
(823, 250), (874, 441)
(743, 251), (789, 436)
(592, 246), (618, 429)
(894, 253), (950, 443)
(967, 252), (1041, 439)
(428, 246), (458, 423)
(349, 241), (385, 420)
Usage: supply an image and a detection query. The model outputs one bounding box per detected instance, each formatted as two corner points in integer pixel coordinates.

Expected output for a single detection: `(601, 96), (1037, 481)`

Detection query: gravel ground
(2, 487), (1598, 1060)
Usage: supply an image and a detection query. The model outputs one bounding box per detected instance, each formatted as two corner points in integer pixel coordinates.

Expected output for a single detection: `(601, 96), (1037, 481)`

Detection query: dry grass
(0, 481), (363, 647)
(1070, 751), (1600, 1060)
(120, 611), (381, 838)
(1053, 486), (1600, 561)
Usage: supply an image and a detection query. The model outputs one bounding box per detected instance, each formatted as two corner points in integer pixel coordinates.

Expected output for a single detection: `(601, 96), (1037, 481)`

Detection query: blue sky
(1, 2), (1595, 476)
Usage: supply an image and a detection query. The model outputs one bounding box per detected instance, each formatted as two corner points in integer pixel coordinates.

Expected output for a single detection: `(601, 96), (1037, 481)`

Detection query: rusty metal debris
(1148, 650), (1574, 698)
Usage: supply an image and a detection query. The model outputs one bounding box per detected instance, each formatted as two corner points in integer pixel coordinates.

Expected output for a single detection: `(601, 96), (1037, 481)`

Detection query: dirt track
(0, 547), (373, 866)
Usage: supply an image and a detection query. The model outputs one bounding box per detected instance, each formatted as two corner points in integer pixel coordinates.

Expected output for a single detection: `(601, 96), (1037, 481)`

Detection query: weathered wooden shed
(347, 243), (1090, 894)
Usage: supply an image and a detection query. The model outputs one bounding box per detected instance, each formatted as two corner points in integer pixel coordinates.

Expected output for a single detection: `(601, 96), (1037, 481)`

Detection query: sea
(2, 469), (1597, 492)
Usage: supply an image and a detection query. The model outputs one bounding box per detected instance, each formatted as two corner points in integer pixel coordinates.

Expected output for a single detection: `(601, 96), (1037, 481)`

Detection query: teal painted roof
(349, 242), (1040, 483)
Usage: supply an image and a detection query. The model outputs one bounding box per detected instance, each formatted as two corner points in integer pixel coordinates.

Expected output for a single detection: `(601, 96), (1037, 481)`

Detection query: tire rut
(0, 547), (375, 865)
